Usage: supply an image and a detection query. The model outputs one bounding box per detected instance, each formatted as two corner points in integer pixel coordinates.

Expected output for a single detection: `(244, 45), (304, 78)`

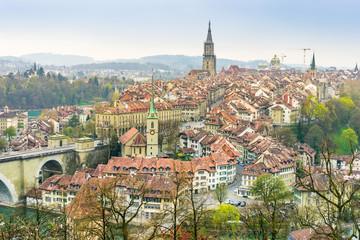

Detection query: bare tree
(158, 120), (181, 153)
(185, 175), (211, 240)
(66, 178), (114, 240)
(295, 141), (360, 239)
(213, 183), (228, 204)
(107, 174), (153, 240)
(159, 169), (188, 240)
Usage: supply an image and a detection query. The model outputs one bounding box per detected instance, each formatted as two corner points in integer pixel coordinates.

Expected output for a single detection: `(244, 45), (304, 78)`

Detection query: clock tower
(146, 74), (159, 157)
(202, 21), (216, 77)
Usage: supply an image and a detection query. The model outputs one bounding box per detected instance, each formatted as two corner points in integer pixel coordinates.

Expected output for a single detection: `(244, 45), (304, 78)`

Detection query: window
(166, 167), (170, 172)
(143, 167), (148, 172)
(151, 121), (154, 128)
(151, 167), (155, 172)
(45, 197), (51, 202)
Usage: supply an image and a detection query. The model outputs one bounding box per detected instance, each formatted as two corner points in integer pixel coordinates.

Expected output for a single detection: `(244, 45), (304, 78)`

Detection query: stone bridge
(0, 143), (107, 205)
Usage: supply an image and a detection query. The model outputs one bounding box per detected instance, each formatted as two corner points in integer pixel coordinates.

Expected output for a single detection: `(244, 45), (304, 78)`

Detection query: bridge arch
(0, 172), (18, 203)
(36, 158), (64, 184)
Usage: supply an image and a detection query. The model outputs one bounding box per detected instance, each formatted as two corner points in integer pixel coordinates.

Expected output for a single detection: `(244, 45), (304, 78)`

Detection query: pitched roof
(66, 179), (104, 220)
(131, 133), (146, 147)
(119, 127), (139, 144)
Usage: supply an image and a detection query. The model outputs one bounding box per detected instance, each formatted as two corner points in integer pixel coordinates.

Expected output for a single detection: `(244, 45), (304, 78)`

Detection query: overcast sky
(0, 0), (359, 68)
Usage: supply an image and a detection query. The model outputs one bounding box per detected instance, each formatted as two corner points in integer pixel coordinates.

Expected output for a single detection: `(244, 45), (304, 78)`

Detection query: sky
(0, 0), (359, 68)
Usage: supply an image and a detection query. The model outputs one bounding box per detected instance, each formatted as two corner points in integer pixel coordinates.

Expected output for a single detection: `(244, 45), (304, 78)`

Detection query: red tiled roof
(131, 133), (146, 147)
(119, 127), (139, 144)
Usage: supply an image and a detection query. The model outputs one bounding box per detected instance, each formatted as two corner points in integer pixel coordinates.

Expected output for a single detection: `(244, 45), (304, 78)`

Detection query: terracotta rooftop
(119, 127), (139, 144)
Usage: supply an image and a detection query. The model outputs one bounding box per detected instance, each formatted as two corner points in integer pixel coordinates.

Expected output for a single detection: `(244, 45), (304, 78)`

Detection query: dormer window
(143, 167), (148, 172)
(123, 167), (127, 172)
(151, 167), (156, 172)
(76, 185), (80, 189)
(114, 166), (119, 171)
(159, 167), (163, 172)
(50, 183), (55, 187)
(166, 167), (170, 172)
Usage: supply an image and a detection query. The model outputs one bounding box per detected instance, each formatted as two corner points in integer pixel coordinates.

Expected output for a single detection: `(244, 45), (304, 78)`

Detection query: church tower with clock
(202, 21), (216, 77)
(146, 75), (159, 157)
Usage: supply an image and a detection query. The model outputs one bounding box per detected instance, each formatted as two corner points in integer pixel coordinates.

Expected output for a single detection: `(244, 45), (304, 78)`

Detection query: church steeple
(355, 62), (358, 72)
(202, 21), (216, 77)
(146, 70), (159, 157)
(206, 21), (213, 43)
(147, 71), (158, 119)
(311, 53), (316, 70)
(310, 52), (317, 79)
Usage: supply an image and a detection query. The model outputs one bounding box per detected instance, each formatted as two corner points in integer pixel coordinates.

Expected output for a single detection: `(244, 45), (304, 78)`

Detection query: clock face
(150, 130), (155, 135)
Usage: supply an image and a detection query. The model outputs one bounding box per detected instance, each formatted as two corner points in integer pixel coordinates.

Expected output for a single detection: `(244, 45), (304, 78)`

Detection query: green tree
(37, 67), (45, 77)
(300, 95), (327, 125)
(349, 110), (360, 136)
(213, 204), (239, 234)
(63, 126), (74, 137)
(74, 125), (84, 138)
(68, 114), (80, 128)
(326, 98), (349, 128)
(0, 138), (7, 151)
(304, 124), (325, 160)
(248, 174), (292, 240)
(3, 126), (16, 138)
(85, 121), (96, 136)
(21, 97), (26, 106)
(213, 183), (228, 204)
(340, 128), (358, 152)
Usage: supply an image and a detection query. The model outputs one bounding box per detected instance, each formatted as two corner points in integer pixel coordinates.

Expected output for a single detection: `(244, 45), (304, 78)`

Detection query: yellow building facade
(95, 107), (181, 138)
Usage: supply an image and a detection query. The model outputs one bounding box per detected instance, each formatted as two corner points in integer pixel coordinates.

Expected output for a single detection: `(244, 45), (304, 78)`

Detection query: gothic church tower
(146, 74), (159, 157)
(310, 52), (317, 79)
(202, 21), (216, 77)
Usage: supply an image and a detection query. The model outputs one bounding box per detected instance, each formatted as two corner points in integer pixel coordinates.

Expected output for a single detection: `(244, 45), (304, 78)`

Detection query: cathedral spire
(311, 52), (316, 70)
(147, 69), (158, 119)
(206, 20), (213, 43)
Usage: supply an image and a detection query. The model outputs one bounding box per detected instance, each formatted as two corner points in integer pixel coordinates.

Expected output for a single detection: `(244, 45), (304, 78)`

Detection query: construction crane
(287, 48), (311, 72)
(280, 54), (287, 70)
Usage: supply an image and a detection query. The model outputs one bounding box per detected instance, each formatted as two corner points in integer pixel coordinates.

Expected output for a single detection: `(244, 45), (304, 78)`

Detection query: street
(180, 121), (204, 131)
(197, 164), (256, 210)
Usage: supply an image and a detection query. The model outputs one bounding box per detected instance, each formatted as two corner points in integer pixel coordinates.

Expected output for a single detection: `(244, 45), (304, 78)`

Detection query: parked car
(239, 201), (246, 207)
(233, 201), (242, 206)
(225, 199), (235, 205)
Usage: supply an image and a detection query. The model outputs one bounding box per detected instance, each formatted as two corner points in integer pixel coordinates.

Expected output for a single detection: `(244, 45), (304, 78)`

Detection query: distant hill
(20, 53), (96, 66)
(71, 62), (170, 71)
(115, 55), (266, 71)
(0, 53), (315, 74)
